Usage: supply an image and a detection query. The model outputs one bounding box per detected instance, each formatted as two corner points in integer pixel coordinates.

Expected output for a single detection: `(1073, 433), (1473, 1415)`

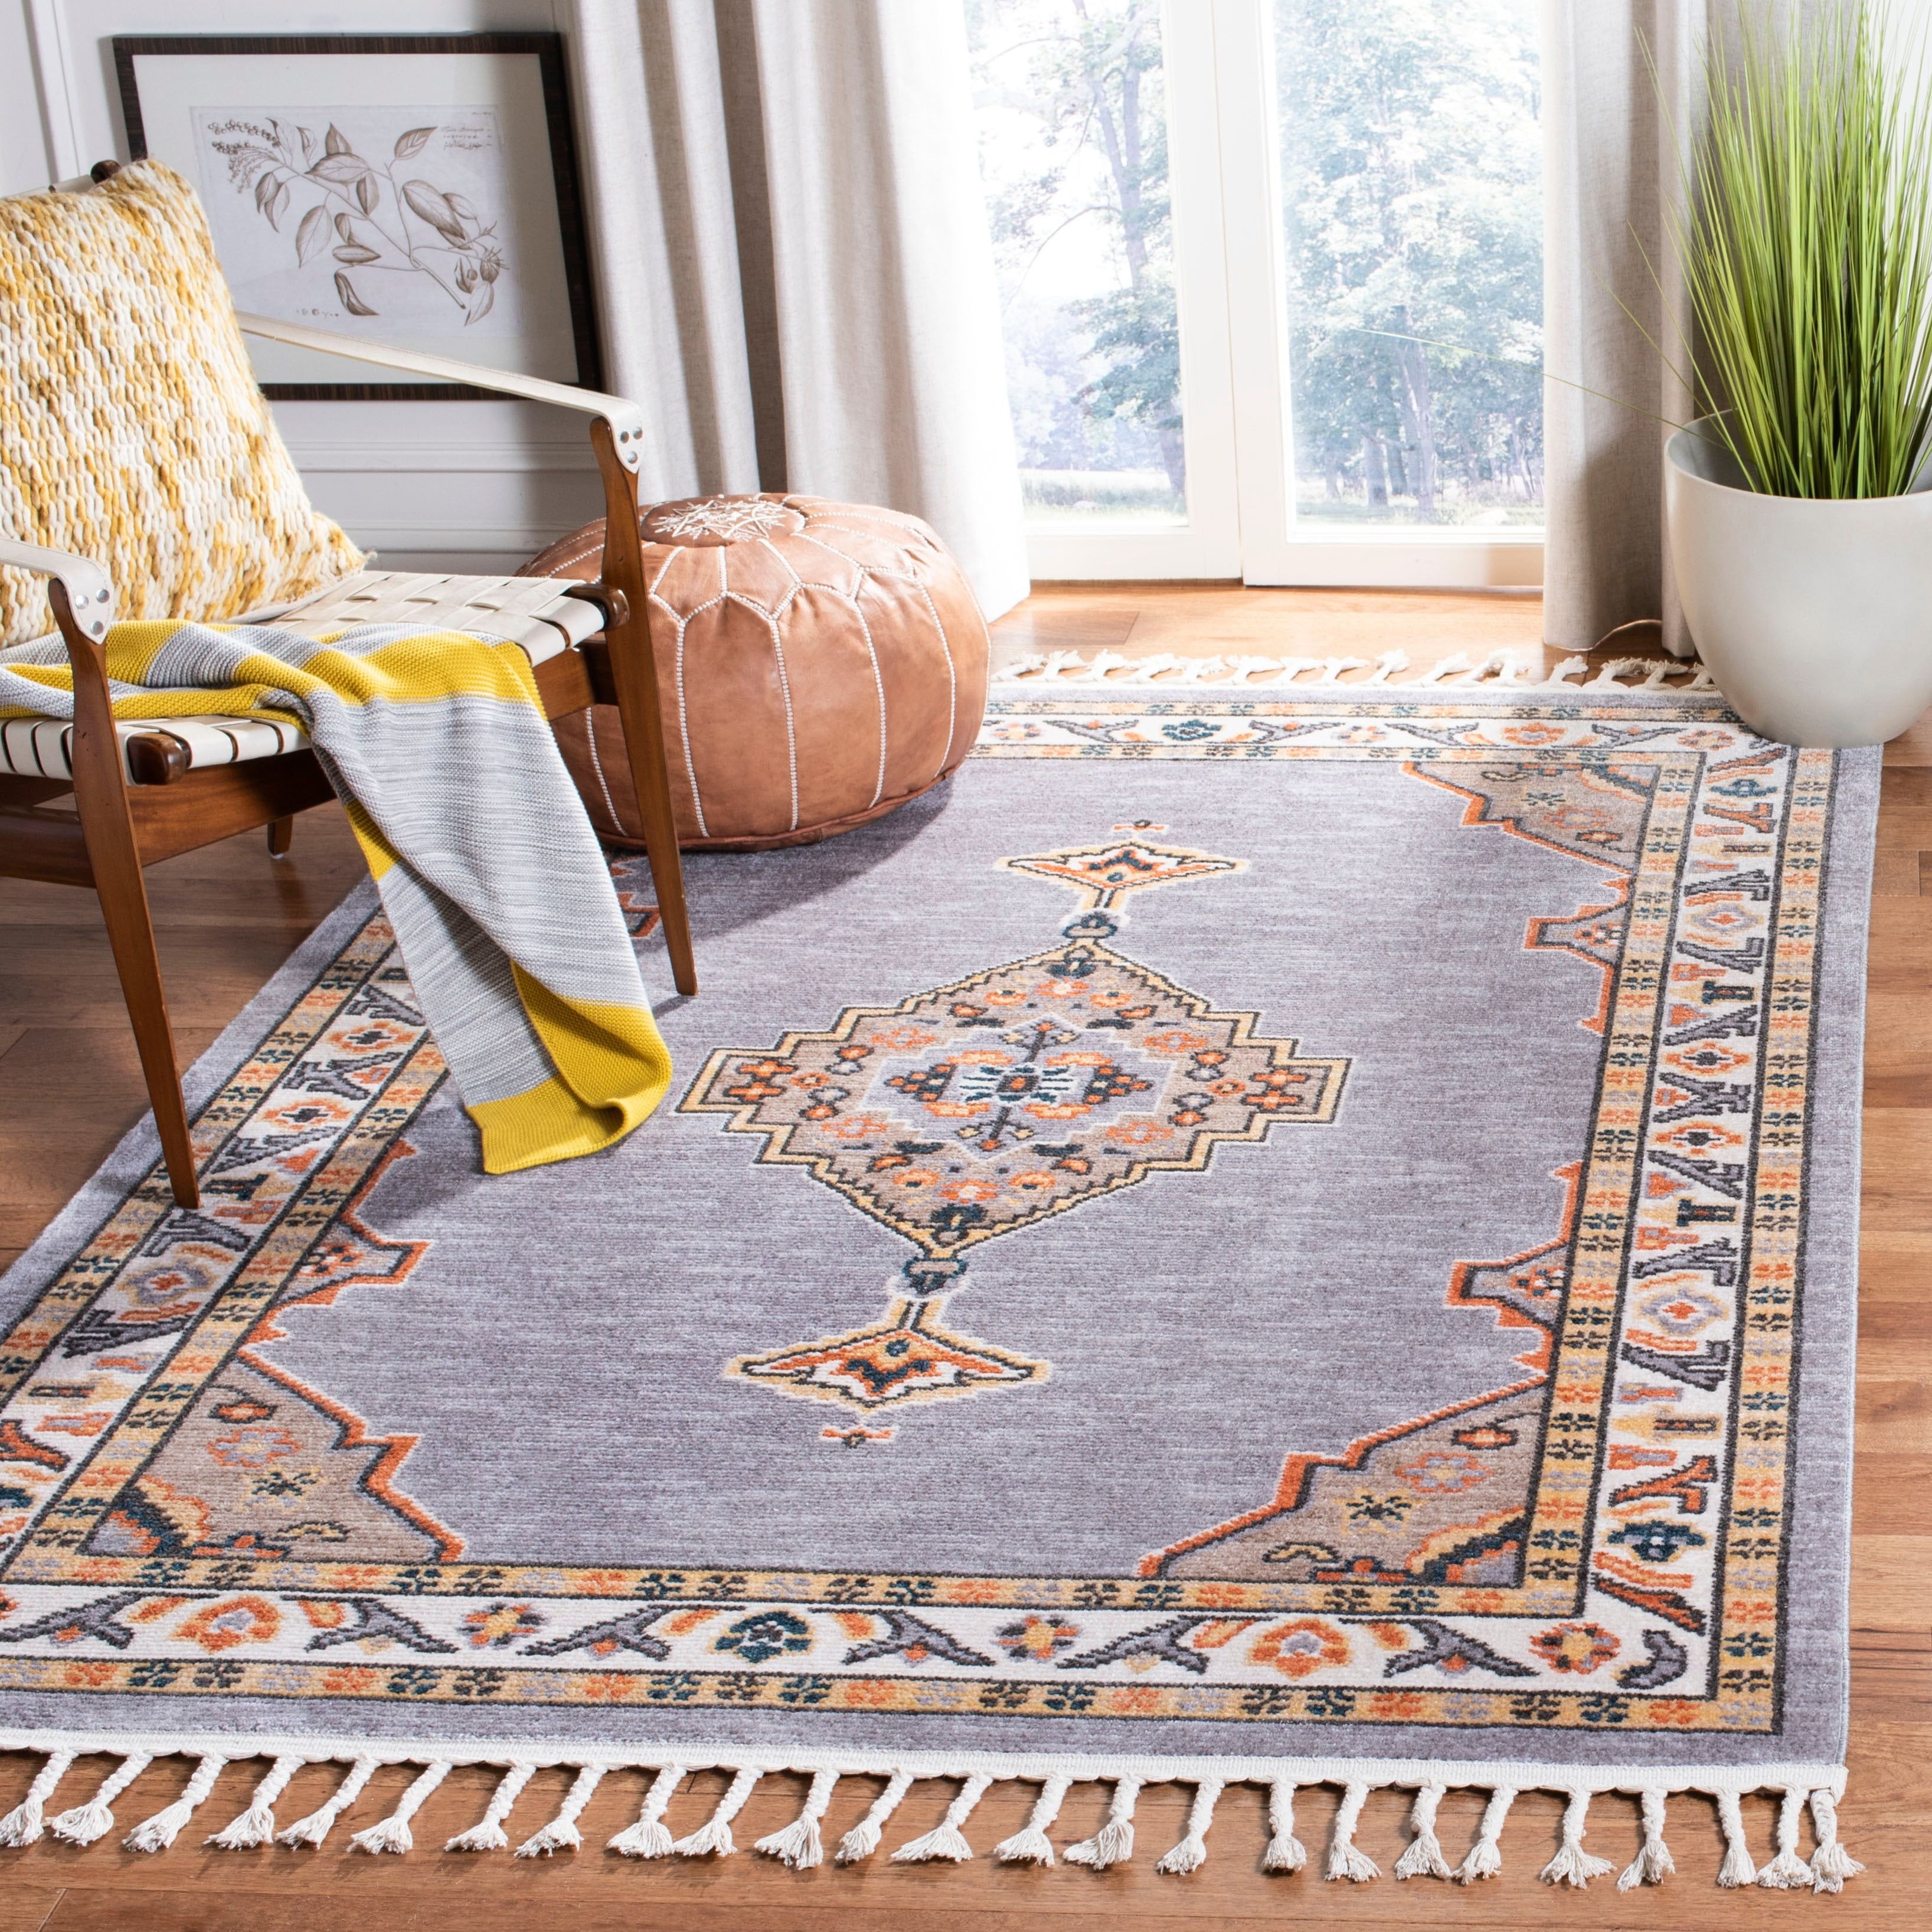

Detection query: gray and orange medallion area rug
(0, 673), (1875, 1891)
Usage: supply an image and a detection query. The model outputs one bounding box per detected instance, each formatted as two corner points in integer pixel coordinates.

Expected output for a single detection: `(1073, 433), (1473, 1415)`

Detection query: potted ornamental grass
(1665, 0), (1932, 746)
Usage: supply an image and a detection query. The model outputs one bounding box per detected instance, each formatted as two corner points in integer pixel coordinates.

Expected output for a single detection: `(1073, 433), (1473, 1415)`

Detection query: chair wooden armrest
(233, 314), (691, 1001)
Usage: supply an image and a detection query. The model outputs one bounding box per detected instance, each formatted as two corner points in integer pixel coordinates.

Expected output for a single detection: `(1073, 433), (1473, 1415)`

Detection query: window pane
(967, 0), (1186, 525)
(1276, 0), (1543, 527)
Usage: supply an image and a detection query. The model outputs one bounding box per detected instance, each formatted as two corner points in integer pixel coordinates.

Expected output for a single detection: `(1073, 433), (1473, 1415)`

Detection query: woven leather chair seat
(0, 571), (603, 781)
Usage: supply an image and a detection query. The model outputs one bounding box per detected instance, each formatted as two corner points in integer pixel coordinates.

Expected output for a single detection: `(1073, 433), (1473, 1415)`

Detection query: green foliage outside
(1278, 0), (1543, 525)
(967, 0), (1544, 528)
(968, 0), (1185, 520)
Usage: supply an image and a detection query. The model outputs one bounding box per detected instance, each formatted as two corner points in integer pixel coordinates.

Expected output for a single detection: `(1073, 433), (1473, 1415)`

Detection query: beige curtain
(1541, 0), (1705, 656)
(564, 0), (1031, 618)
(1542, 0), (1830, 656)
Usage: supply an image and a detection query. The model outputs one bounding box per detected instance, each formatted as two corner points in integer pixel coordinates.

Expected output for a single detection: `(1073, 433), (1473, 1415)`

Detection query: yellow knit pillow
(0, 161), (362, 646)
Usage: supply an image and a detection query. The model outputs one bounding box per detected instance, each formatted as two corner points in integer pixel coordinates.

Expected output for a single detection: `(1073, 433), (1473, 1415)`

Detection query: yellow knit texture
(0, 161), (364, 648)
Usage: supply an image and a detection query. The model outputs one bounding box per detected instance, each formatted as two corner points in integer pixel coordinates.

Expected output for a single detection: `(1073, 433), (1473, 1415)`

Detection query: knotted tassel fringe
(1715, 1790), (1758, 1887)
(447, 1763), (537, 1852)
(609, 1764), (686, 1858)
(1454, 1784), (1515, 1882)
(348, 1760), (450, 1855)
(836, 1769), (914, 1863)
(207, 1754), (306, 1849)
(894, 1772), (992, 1863)
(125, 1754), (228, 1853)
(0, 1750), (74, 1846)
(1618, 1787), (1675, 1889)
(995, 1774), (1072, 1866)
(1807, 1789), (1863, 1894)
(1263, 1778), (1307, 1872)
(1539, 1789), (1616, 1888)
(1754, 1787), (1812, 1889)
(278, 1754), (377, 1847)
(992, 648), (1718, 693)
(1065, 1774), (1142, 1869)
(671, 1766), (760, 1858)
(1393, 1783), (1452, 1880)
(1326, 1781), (1380, 1882)
(1156, 1776), (1225, 1874)
(754, 1768), (839, 1869)
(516, 1763), (605, 1856)
(48, 1753), (152, 1848)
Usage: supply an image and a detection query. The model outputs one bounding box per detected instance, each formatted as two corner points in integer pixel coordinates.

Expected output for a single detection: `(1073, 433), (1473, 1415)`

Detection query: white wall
(9, 0), (605, 571)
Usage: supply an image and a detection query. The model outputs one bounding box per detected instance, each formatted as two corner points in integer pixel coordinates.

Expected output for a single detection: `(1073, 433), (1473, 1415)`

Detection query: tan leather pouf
(520, 493), (989, 851)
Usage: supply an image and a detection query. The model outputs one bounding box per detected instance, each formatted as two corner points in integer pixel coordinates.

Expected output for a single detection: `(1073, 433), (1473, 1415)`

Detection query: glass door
(972, 0), (1546, 587)
(966, 0), (1240, 578)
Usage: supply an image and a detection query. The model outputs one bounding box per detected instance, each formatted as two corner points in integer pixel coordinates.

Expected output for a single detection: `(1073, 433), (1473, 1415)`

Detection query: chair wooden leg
(590, 421), (697, 995)
(86, 813), (199, 1208)
(51, 580), (200, 1207)
(267, 815), (293, 858)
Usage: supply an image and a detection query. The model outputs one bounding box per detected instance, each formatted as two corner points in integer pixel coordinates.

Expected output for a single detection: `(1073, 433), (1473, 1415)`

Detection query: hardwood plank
(0, 1887), (62, 1932)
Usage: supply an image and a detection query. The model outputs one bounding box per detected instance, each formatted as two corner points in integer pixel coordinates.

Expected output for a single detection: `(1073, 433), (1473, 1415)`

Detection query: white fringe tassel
(1263, 1777), (1307, 1872)
(1618, 1787), (1676, 1890)
(516, 1763), (606, 1857)
(206, 1754), (306, 1849)
(609, 1763), (686, 1859)
(1392, 1782), (1453, 1880)
(1454, 1783), (1516, 1882)
(0, 1743), (1858, 1894)
(671, 1765), (760, 1858)
(0, 1749), (74, 1846)
(1715, 1789), (1759, 1887)
(124, 1753), (228, 1853)
(446, 1761), (537, 1852)
(1757, 1786), (1814, 1889)
(893, 1771), (993, 1863)
(1326, 1780), (1381, 1882)
(48, 1752), (152, 1848)
(348, 1759), (450, 1855)
(836, 1768), (914, 1864)
(1156, 1776), (1225, 1874)
(1539, 1788), (1616, 1888)
(1808, 1789), (1864, 1894)
(755, 1767), (839, 1869)
(1065, 1774), (1142, 1870)
(990, 647), (1719, 694)
(277, 1754), (378, 1848)
(995, 1773), (1072, 1866)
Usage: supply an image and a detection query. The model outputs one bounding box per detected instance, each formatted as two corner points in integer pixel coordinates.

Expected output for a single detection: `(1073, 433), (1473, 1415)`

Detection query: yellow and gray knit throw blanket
(0, 619), (672, 1172)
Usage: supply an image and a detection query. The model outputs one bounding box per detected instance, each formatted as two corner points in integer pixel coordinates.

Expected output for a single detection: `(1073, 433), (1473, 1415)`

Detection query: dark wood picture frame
(112, 32), (603, 402)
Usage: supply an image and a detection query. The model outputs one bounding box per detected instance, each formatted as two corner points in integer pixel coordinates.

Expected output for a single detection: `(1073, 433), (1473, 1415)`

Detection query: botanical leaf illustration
(295, 202), (328, 265)
(402, 179), (466, 244)
(207, 115), (508, 327)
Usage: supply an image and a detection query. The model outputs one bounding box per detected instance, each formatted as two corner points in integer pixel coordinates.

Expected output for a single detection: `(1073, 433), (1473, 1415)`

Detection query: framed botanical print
(112, 33), (603, 400)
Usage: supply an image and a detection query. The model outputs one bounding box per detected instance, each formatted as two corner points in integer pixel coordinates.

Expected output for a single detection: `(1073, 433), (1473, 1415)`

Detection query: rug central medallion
(680, 832), (1349, 1426)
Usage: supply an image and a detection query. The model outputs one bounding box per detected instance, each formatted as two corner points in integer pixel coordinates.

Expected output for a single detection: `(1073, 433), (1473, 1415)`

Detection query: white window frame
(1022, 0), (1544, 590)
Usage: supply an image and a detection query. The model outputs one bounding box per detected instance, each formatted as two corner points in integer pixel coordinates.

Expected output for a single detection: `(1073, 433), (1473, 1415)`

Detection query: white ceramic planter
(1665, 419), (1932, 746)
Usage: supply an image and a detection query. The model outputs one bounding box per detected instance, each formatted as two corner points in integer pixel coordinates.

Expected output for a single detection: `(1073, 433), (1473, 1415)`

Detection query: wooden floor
(0, 585), (1923, 1930)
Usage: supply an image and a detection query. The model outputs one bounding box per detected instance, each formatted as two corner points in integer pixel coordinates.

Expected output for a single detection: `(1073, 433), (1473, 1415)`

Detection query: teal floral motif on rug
(0, 681), (1875, 1889)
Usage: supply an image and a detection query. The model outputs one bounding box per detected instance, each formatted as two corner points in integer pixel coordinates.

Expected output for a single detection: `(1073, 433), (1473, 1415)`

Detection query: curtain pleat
(565, 0), (1030, 617)
(1542, 0), (1830, 657)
